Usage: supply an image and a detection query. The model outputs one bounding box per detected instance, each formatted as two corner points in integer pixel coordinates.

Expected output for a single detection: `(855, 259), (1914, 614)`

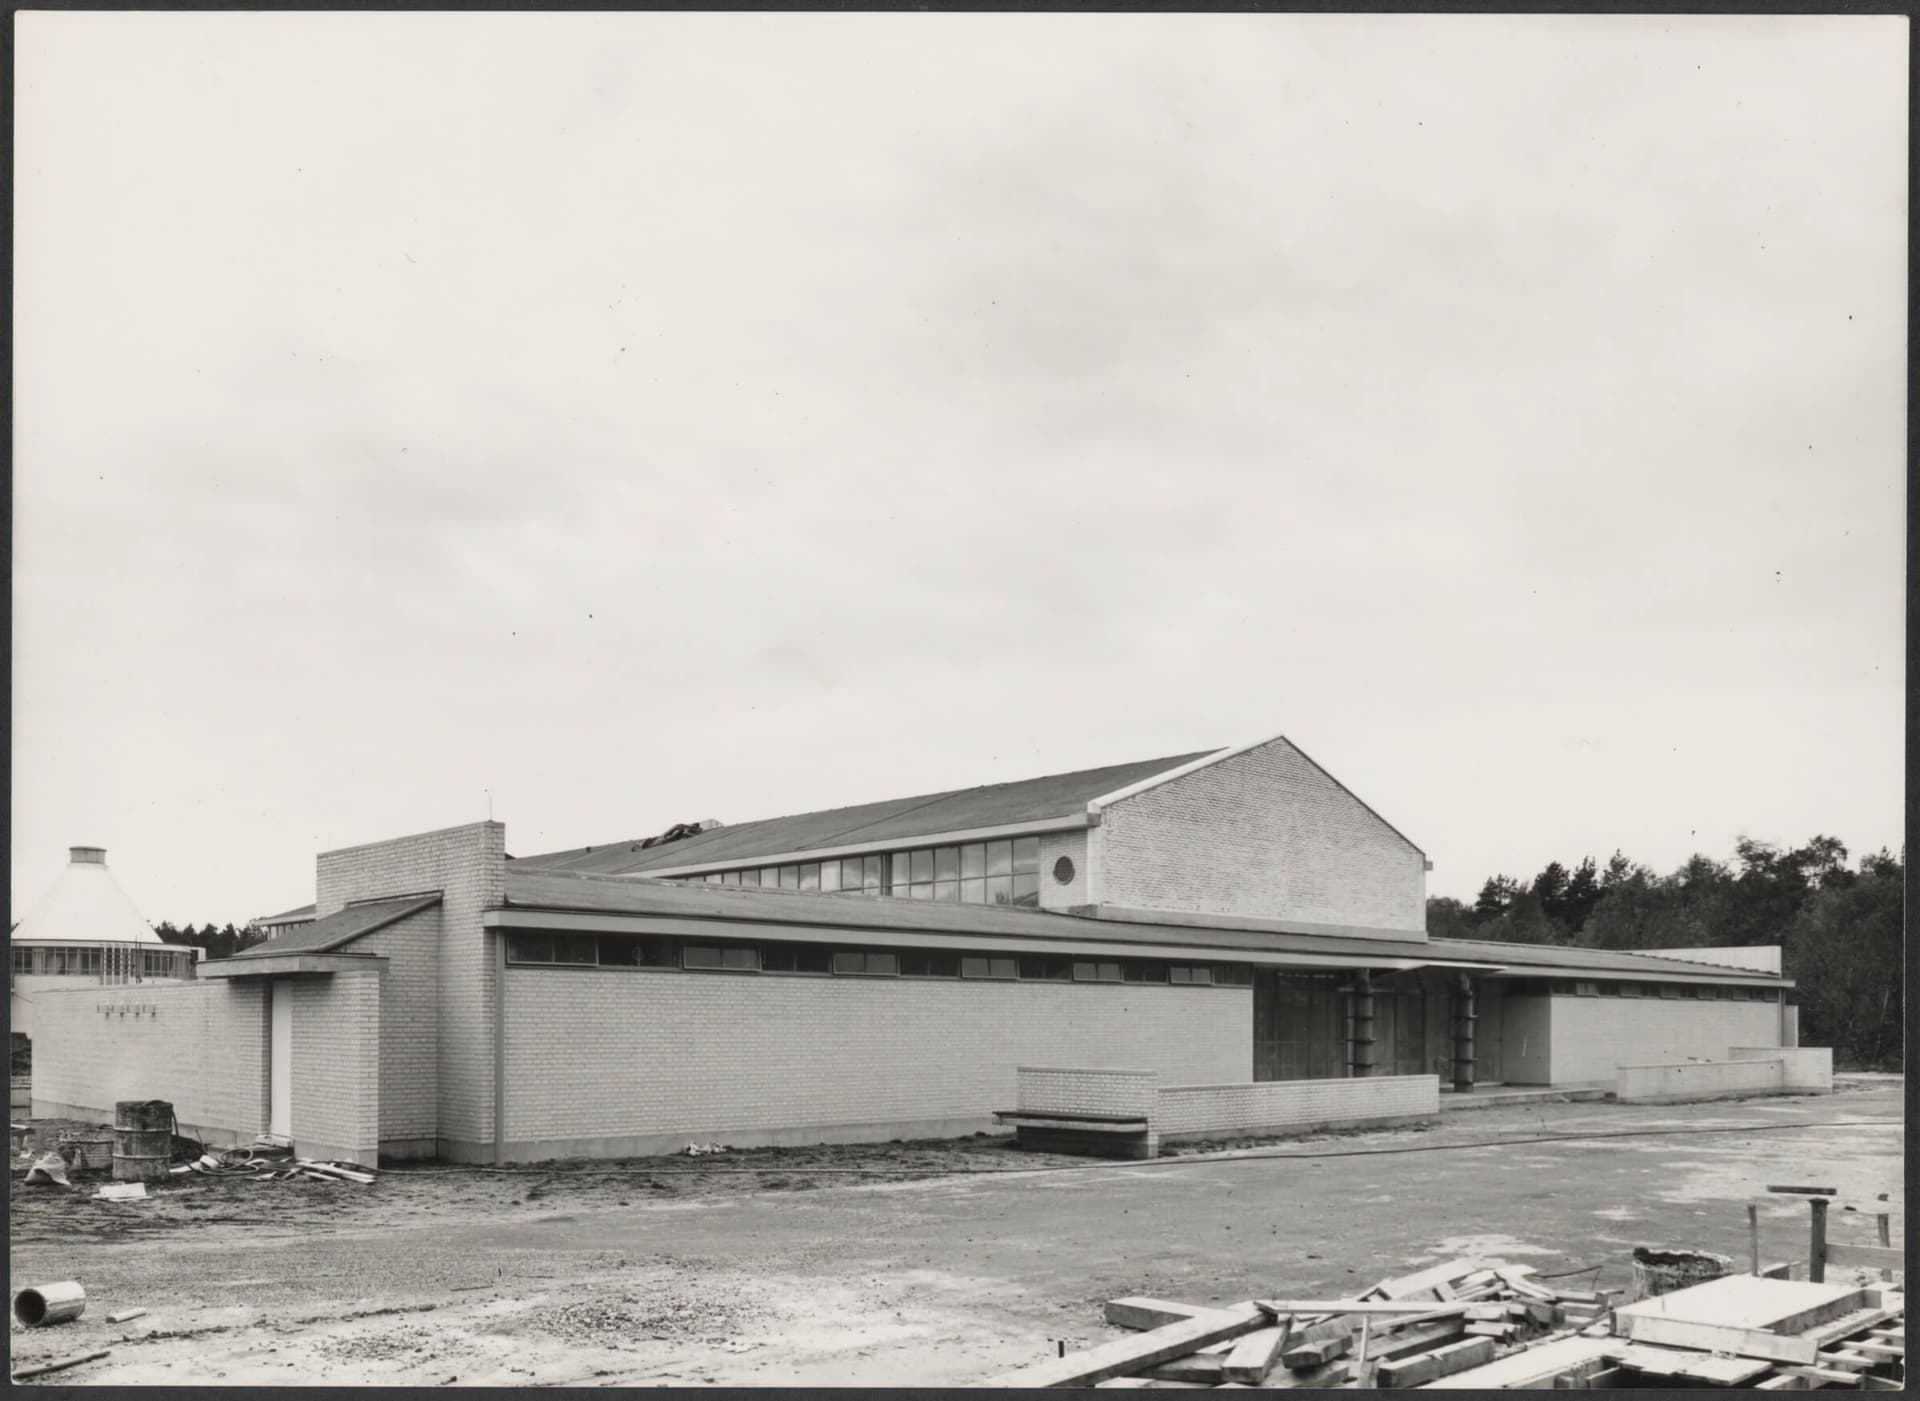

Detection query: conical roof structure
(12, 847), (162, 945)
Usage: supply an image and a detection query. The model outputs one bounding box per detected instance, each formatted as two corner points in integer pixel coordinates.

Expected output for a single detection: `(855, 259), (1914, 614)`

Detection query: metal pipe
(14, 1280), (87, 1327)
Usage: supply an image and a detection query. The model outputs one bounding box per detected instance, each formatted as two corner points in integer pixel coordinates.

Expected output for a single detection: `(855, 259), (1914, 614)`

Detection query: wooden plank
(1220, 1326), (1288, 1385)
(1375, 1336), (1494, 1388)
(1779, 1364), (1871, 1385)
(1418, 1336), (1618, 1389)
(1853, 1341), (1903, 1360)
(1615, 1276), (1875, 1338)
(1823, 1243), (1904, 1272)
(1859, 1374), (1903, 1389)
(1599, 1342), (1772, 1385)
(1372, 1259), (1489, 1300)
(1256, 1299), (1475, 1316)
(1137, 1354), (1224, 1383)
(1753, 1373), (1807, 1390)
(1615, 1313), (1819, 1365)
(987, 1304), (1270, 1388)
(1106, 1298), (1217, 1331)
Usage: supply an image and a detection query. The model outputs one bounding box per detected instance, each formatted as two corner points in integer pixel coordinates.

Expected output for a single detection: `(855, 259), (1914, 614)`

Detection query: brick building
(29, 735), (1797, 1165)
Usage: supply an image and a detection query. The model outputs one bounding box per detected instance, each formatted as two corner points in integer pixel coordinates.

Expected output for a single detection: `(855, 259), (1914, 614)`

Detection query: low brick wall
(1015, 1067), (1157, 1119)
(1153, 1075), (1439, 1142)
(1616, 1057), (1783, 1103)
(1007, 1067), (1439, 1151)
(1730, 1046), (1832, 1091)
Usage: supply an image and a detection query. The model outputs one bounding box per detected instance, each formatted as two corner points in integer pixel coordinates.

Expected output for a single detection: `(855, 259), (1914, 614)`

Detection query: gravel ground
(7, 1083), (1902, 1386)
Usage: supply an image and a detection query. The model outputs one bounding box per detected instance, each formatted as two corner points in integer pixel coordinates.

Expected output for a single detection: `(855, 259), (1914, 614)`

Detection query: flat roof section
(496, 870), (1790, 986)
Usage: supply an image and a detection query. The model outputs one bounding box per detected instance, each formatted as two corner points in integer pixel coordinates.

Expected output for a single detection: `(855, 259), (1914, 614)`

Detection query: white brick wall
(1016, 1066), (1157, 1117)
(317, 822), (503, 1153)
(1152, 1075), (1438, 1139)
(501, 971), (1248, 1153)
(355, 910), (440, 1147)
(1095, 737), (1426, 933)
(1549, 996), (1779, 1085)
(30, 981), (267, 1142)
(1616, 1058), (1784, 1102)
(288, 972), (382, 1165)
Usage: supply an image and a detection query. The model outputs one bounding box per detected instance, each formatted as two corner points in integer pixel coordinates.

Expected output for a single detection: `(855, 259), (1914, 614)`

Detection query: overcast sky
(12, 13), (1907, 926)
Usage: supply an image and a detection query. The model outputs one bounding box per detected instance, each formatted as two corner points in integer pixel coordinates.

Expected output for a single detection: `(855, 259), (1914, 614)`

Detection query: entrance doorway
(269, 980), (292, 1139)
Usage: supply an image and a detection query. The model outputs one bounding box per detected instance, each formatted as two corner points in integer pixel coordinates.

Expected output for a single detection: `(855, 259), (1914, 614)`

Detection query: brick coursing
(317, 822), (503, 1151)
(1016, 1066), (1156, 1117)
(1097, 737), (1426, 933)
(1152, 1074), (1438, 1137)
(29, 981), (268, 1140)
(355, 910), (440, 1143)
(501, 972), (1248, 1146)
(285, 972), (381, 1164)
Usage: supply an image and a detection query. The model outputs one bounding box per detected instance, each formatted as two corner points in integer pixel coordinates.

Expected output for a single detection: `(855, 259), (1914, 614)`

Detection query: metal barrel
(113, 1098), (174, 1181)
(14, 1281), (87, 1327)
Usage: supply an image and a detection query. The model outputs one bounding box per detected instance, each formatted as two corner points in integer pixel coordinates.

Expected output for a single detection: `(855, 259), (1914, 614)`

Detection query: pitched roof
(13, 851), (161, 946)
(229, 893), (440, 959)
(510, 750), (1221, 876)
(499, 869), (1787, 984)
(253, 902), (316, 926)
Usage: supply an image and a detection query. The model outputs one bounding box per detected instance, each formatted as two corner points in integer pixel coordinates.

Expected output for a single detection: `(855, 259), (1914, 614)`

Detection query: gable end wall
(1095, 738), (1426, 935)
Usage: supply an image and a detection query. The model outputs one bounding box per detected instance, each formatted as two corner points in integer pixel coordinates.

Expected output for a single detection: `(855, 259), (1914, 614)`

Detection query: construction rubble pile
(175, 1138), (376, 1185)
(989, 1255), (1906, 1390)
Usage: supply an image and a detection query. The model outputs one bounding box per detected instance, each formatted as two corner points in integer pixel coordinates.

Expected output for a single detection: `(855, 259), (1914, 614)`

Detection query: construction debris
(105, 1308), (148, 1324)
(93, 1182), (149, 1202)
(683, 1143), (730, 1157)
(22, 1153), (72, 1188)
(992, 1254), (1906, 1389)
(178, 1150), (376, 1185)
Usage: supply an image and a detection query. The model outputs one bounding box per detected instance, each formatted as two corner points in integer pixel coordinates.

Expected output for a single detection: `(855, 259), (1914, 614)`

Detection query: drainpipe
(1348, 971), (1376, 1078)
(1452, 973), (1477, 1093)
(492, 930), (507, 1166)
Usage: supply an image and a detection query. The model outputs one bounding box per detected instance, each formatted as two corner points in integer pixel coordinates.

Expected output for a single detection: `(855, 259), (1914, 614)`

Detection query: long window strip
(504, 932), (1255, 986)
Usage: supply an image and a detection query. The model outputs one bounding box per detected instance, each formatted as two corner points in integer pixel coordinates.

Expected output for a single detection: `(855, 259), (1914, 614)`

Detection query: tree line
(154, 921), (271, 961)
(1427, 836), (1903, 1070)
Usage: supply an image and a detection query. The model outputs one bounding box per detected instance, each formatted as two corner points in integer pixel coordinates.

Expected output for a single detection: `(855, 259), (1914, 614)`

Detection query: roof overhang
(201, 952), (388, 979)
(483, 907), (1491, 972)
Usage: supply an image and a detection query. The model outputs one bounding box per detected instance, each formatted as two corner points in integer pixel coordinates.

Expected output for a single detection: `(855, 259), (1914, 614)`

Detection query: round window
(1052, 856), (1076, 885)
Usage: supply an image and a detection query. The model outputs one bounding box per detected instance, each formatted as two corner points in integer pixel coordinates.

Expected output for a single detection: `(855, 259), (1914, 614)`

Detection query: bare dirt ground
(7, 1079), (1902, 1386)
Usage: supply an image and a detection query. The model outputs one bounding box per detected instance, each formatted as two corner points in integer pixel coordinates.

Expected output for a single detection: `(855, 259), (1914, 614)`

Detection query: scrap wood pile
(988, 1257), (1906, 1390)
(174, 1137), (376, 1185)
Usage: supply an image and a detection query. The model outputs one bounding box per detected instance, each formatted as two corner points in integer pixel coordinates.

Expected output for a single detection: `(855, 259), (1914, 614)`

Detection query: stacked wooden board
(986, 1258), (1615, 1389)
(988, 1262), (1905, 1389)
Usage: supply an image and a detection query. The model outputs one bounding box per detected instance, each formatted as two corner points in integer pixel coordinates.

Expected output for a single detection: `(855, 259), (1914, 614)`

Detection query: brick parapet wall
(500, 973), (1248, 1156)
(288, 971), (381, 1165)
(29, 981), (268, 1143)
(1096, 738), (1426, 933)
(1616, 1058), (1784, 1103)
(1016, 1066), (1157, 1118)
(316, 822), (503, 1151)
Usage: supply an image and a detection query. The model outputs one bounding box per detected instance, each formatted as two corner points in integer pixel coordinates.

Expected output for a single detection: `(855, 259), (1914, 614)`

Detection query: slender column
(1452, 973), (1477, 1093)
(1348, 971), (1376, 1078)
